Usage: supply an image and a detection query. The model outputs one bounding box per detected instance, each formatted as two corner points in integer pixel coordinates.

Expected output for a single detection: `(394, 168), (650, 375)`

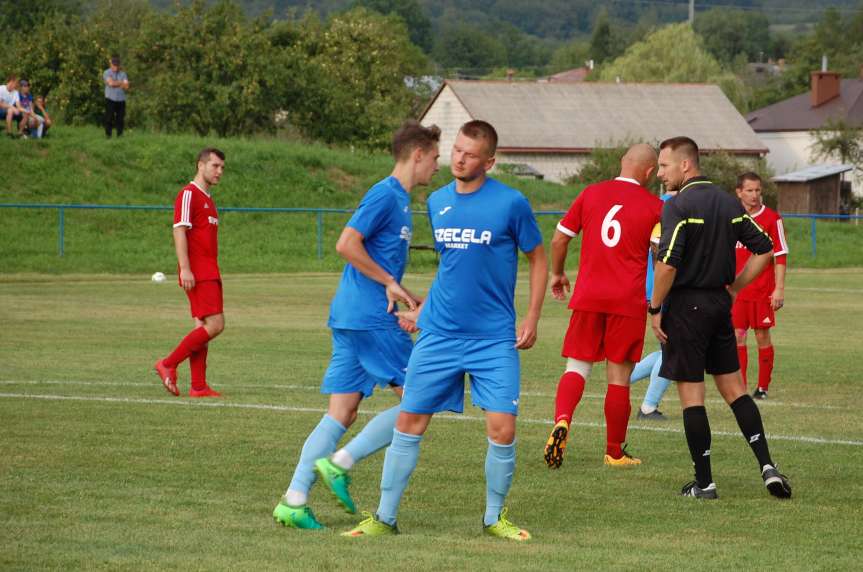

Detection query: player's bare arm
(549, 230), (572, 300)
(649, 261), (677, 344)
(771, 262), (786, 310)
(516, 244), (548, 350)
(172, 226), (195, 291)
(335, 226), (417, 313)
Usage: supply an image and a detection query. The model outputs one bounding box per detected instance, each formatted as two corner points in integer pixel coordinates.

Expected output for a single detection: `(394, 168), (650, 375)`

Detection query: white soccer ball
(151, 272), (166, 283)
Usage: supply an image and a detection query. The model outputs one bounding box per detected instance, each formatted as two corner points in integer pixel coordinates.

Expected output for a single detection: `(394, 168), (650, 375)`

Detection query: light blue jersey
(328, 176), (412, 330)
(645, 193), (674, 301)
(417, 177), (543, 341)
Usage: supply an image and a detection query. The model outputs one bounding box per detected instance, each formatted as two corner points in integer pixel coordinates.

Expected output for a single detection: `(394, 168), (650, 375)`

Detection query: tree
(811, 120), (863, 177)
(548, 39), (590, 74)
(694, 8), (770, 65)
(352, 0), (433, 52)
(589, 9), (614, 65)
(432, 23), (506, 75)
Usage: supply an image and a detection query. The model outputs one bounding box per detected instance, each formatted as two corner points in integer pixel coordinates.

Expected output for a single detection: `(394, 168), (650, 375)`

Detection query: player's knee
(735, 329), (747, 345)
(754, 329), (771, 346)
(487, 425), (515, 445)
(205, 316), (225, 337)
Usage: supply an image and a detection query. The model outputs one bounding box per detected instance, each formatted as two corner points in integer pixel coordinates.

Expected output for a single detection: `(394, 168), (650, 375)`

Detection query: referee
(649, 136), (792, 500)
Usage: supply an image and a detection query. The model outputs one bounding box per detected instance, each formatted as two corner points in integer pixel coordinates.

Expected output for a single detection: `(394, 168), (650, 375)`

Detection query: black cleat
(753, 388), (768, 400)
(637, 409), (668, 421)
(681, 480), (718, 499)
(762, 465), (792, 498)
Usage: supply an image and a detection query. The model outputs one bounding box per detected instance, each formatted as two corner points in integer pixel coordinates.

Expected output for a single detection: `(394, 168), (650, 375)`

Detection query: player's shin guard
(604, 384), (631, 458)
(189, 344), (208, 391)
(730, 395), (774, 469)
(682, 406), (713, 488)
(163, 326), (210, 369)
(377, 429), (422, 526)
(554, 371), (586, 423)
(758, 346), (774, 391)
(484, 438), (516, 526)
(341, 404), (401, 467)
(287, 415), (347, 500)
(737, 346), (748, 388)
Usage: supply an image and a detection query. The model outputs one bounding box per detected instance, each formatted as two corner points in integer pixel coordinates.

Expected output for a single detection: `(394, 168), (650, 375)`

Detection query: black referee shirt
(657, 176), (773, 290)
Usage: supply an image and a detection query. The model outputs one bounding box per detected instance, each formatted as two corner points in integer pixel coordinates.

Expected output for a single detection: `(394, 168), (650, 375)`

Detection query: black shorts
(659, 288), (739, 382)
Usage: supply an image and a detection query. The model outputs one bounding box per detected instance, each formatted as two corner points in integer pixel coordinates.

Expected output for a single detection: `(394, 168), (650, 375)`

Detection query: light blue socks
(376, 429), (422, 526)
(643, 354), (671, 410)
(484, 438), (516, 526)
(344, 404), (401, 464)
(288, 414), (347, 496)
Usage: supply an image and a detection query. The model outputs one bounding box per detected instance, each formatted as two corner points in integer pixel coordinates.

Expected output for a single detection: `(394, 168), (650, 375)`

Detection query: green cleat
(341, 511), (398, 537)
(314, 457), (356, 514)
(484, 508), (531, 541)
(273, 501), (324, 530)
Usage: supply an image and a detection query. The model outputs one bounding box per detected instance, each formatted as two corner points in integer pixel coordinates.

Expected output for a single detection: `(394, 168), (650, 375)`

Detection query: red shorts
(562, 310), (646, 364)
(732, 298), (775, 330)
(185, 279), (223, 319)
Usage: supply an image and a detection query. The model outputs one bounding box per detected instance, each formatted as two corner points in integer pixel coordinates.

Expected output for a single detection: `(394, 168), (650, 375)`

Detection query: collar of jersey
(679, 177), (712, 193)
(189, 180), (211, 198)
(750, 204), (766, 218)
(614, 176), (640, 186)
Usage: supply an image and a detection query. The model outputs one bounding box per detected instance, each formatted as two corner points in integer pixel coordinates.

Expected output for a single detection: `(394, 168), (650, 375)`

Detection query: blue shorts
(400, 331), (521, 416)
(321, 328), (413, 398)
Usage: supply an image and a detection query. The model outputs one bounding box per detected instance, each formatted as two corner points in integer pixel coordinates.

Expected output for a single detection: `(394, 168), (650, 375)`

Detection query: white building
(747, 71), (863, 197)
(419, 80), (767, 183)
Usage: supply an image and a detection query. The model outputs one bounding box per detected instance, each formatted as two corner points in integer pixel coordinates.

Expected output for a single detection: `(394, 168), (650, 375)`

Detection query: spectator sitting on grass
(0, 75), (27, 138)
(18, 80), (44, 139)
(34, 95), (52, 136)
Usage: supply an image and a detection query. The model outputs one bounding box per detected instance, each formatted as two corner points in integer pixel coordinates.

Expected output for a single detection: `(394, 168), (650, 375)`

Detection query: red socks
(604, 384), (631, 458)
(758, 345), (774, 391)
(163, 327), (211, 370)
(737, 345), (748, 388)
(190, 344), (209, 391)
(554, 371), (586, 423)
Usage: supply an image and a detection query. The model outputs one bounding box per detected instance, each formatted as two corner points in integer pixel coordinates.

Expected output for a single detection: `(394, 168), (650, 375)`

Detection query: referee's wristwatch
(647, 304), (662, 315)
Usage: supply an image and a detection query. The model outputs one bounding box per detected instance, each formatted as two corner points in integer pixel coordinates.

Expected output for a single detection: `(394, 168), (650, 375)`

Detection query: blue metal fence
(1, 203), (861, 259)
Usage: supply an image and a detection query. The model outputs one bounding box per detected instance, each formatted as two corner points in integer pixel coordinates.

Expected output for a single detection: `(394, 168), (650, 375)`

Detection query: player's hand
(651, 312), (668, 344)
(515, 315), (539, 350)
(395, 308), (420, 333)
(726, 284), (739, 306)
(397, 317), (419, 334)
(550, 273), (570, 301)
(385, 280), (417, 313)
(770, 288), (784, 311)
(179, 268), (196, 291)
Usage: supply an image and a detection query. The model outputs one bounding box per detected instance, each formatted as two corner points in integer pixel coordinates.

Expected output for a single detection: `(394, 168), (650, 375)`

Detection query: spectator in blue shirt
(103, 55), (129, 138)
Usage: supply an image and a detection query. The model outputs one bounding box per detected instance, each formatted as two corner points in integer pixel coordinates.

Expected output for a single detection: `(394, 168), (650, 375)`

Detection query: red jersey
(173, 181), (220, 281)
(735, 205), (787, 301)
(558, 177), (663, 319)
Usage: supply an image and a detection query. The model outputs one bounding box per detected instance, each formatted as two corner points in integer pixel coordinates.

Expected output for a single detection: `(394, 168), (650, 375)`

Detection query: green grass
(4, 126), (862, 273)
(2, 270), (861, 569)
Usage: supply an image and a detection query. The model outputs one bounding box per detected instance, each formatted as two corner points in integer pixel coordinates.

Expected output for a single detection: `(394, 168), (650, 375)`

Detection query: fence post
(810, 217), (816, 258)
(58, 207), (65, 257)
(316, 211), (323, 260)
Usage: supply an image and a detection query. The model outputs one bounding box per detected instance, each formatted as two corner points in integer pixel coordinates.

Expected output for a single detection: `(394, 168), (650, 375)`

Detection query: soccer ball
(151, 272), (166, 283)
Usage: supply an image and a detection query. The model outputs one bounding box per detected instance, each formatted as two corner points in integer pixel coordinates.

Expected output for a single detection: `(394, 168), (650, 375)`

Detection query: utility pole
(689, 0), (695, 24)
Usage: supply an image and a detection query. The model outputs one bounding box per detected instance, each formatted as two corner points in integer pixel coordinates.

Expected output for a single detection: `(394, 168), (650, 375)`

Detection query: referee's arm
(650, 201), (687, 342)
(728, 213), (774, 298)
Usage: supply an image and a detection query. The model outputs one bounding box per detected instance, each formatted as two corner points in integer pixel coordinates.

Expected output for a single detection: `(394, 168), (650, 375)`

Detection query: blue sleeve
(346, 186), (393, 238)
(510, 194), (543, 253)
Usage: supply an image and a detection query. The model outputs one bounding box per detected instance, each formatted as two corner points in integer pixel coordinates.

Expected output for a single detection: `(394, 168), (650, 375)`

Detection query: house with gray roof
(419, 79), (767, 183)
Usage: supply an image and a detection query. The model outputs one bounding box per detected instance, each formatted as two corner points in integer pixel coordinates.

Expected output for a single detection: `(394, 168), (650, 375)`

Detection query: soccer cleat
(636, 409), (668, 421)
(544, 419), (570, 469)
(753, 388), (768, 400)
(604, 444), (642, 466)
(484, 508), (531, 541)
(762, 465), (792, 499)
(154, 360), (179, 396)
(680, 480), (718, 499)
(189, 386), (221, 398)
(314, 458), (356, 514)
(273, 501), (324, 529)
(341, 512), (398, 537)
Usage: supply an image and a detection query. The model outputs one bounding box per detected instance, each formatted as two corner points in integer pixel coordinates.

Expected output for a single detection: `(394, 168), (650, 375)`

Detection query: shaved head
(619, 143), (658, 186)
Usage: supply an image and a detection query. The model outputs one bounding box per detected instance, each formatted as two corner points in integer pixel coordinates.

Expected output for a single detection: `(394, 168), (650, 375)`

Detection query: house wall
(495, 153), (590, 183)
(420, 85), (473, 161)
(758, 131), (861, 196)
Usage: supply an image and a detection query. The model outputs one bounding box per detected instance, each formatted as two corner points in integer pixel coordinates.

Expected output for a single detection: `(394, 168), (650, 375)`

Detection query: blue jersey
(417, 177), (543, 340)
(645, 193), (674, 301)
(328, 176), (412, 330)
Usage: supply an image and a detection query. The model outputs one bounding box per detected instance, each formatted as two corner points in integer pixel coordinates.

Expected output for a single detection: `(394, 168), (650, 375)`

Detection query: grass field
(2, 270), (861, 570)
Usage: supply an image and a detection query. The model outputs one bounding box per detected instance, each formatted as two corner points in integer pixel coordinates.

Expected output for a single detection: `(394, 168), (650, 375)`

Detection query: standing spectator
(732, 172), (788, 399)
(0, 75), (26, 138)
(650, 136), (791, 500)
(34, 95), (53, 137)
(103, 54), (129, 138)
(18, 80), (44, 139)
(544, 144), (662, 469)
